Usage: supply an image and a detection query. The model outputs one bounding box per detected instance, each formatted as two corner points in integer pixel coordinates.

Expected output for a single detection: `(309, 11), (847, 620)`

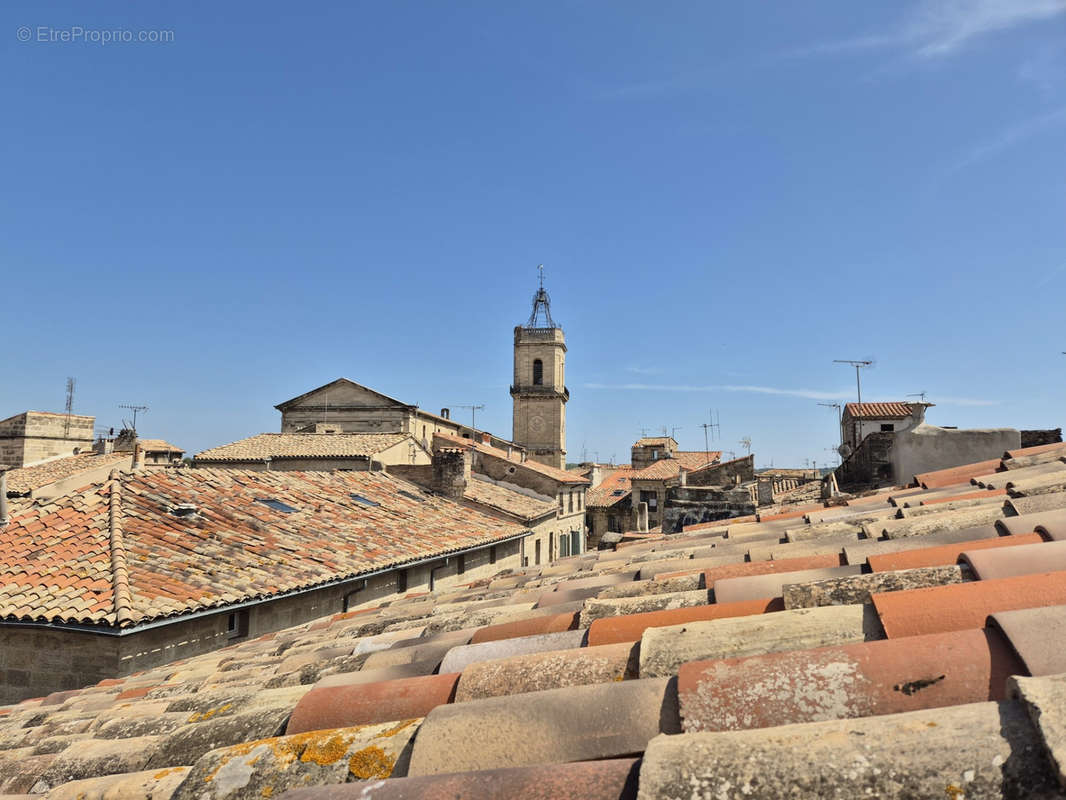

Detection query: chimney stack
(481, 432), (491, 445)
(637, 501), (649, 532)
(432, 449), (470, 500)
(678, 467), (687, 487)
(0, 465), (10, 527)
(440, 408), (450, 420)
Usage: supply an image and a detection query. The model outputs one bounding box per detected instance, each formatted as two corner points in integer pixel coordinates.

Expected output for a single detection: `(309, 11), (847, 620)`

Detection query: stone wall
(662, 486), (757, 533)
(892, 424), (1020, 484)
(686, 455), (755, 487)
(836, 431), (895, 490)
(1021, 428), (1062, 448)
(0, 412), (95, 468)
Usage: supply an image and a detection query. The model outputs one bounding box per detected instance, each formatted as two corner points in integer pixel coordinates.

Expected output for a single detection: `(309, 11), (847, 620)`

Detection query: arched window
(533, 358), (543, 385)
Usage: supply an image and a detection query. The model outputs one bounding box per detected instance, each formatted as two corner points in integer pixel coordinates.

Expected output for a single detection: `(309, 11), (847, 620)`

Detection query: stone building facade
(276, 379), (520, 453)
(0, 411), (95, 468)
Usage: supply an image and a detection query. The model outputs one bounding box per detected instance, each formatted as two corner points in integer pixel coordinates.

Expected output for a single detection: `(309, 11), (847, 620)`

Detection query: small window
(578, 492), (583, 510)
(560, 535), (570, 558)
(457, 554), (466, 575)
(396, 570), (408, 594)
(255, 498), (298, 513)
(568, 492), (574, 513)
(489, 545), (497, 564)
(571, 530), (581, 555)
(533, 359), (543, 385)
(612, 489), (626, 496)
(227, 609), (249, 639)
(652, 449), (659, 460)
(880, 424), (895, 432)
(350, 493), (380, 507)
(535, 539), (542, 565)
(559, 493), (564, 511)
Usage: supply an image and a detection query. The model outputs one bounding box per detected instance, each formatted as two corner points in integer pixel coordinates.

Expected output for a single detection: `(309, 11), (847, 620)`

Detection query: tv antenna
(454, 404), (485, 437)
(670, 426), (683, 440)
(739, 436), (752, 455)
(833, 359), (873, 403)
(63, 377), (76, 437)
(907, 391), (928, 403)
(118, 403), (148, 433)
(700, 409), (721, 460)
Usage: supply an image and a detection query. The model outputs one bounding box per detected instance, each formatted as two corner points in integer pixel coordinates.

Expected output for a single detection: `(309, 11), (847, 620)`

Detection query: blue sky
(2, 1), (1064, 467)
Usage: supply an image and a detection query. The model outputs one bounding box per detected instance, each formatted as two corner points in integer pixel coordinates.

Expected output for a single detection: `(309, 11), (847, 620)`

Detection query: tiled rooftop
(464, 475), (557, 521)
(3, 452), (130, 495)
(0, 468), (523, 627)
(5, 443), (1066, 797)
(138, 439), (184, 453)
(586, 467), (636, 508)
(629, 451), (720, 481)
(433, 432), (589, 484)
(843, 401), (918, 419)
(195, 433), (410, 462)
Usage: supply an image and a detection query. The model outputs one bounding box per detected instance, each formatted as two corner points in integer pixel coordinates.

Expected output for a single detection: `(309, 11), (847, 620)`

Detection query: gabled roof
(843, 402), (922, 420)
(274, 378), (413, 411)
(195, 432), (411, 462)
(137, 438), (184, 454)
(0, 468), (524, 628)
(434, 432), (589, 485)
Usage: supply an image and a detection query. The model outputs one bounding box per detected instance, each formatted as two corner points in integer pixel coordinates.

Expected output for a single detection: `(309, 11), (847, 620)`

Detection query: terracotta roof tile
(586, 467), (636, 508)
(0, 469), (525, 626)
(195, 432), (410, 461)
(872, 570), (1066, 638)
(866, 533), (1044, 572)
(677, 627), (1023, 732)
(4, 453), (130, 495)
(914, 459), (1004, 489)
(842, 402), (917, 419)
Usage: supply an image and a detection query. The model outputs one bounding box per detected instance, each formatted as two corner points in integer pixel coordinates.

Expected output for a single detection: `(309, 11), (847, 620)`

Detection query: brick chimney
(432, 449), (470, 500)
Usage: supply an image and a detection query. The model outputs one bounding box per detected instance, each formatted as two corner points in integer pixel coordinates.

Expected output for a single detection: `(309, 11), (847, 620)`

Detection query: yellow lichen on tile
(348, 746), (395, 780)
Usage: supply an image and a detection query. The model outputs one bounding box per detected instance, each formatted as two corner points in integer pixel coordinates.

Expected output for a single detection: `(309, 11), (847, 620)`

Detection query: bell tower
(511, 267), (568, 469)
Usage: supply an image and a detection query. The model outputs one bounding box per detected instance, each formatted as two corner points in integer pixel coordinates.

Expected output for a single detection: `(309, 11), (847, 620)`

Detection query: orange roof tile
(843, 402), (918, 420)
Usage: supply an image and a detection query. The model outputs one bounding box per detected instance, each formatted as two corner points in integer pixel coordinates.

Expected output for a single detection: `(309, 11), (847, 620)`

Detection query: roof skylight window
(350, 493), (380, 507)
(255, 498), (298, 513)
(398, 490), (426, 503)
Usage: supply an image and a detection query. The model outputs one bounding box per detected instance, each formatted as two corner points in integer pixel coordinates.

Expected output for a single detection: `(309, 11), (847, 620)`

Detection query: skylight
(350, 493), (380, 507)
(398, 490), (426, 503)
(255, 498), (298, 513)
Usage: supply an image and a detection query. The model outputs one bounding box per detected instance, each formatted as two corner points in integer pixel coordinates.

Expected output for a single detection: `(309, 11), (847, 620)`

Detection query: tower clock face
(529, 414), (545, 434)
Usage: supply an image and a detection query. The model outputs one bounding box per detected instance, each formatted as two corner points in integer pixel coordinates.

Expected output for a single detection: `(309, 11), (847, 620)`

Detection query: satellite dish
(837, 443), (853, 458)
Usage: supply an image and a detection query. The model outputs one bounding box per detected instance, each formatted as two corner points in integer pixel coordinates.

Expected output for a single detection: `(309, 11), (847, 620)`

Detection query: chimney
(131, 443), (144, 471)
(637, 501), (649, 533)
(480, 432), (491, 445)
(678, 467), (687, 487)
(432, 449), (470, 500)
(440, 408), (450, 420)
(0, 465), (9, 527)
(93, 436), (114, 456)
(506, 446), (513, 459)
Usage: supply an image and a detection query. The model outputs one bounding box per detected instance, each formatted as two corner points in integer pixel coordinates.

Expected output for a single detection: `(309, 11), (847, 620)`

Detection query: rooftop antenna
(818, 401), (842, 444)
(454, 404), (485, 438)
(739, 436), (752, 455)
(63, 377), (76, 437)
(833, 359), (873, 403)
(118, 403), (148, 434)
(700, 409), (722, 462)
(907, 391), (928, 403)
(671, 426), (683, 440)
(525, 265), (557, 328)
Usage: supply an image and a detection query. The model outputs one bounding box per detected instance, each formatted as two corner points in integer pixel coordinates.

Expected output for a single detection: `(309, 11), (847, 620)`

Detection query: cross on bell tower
(511, 266), (568, 469)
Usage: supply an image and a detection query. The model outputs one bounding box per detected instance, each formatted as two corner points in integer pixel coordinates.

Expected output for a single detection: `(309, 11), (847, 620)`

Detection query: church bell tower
(511, 267), (568, 469)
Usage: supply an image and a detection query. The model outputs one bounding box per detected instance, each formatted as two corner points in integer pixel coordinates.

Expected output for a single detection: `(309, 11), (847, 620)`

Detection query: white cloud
(583, 382), (852, 401)
(948, 106), (1066, 172)
(624, 366), (662, 376)
(789, 0), (1066, 61)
